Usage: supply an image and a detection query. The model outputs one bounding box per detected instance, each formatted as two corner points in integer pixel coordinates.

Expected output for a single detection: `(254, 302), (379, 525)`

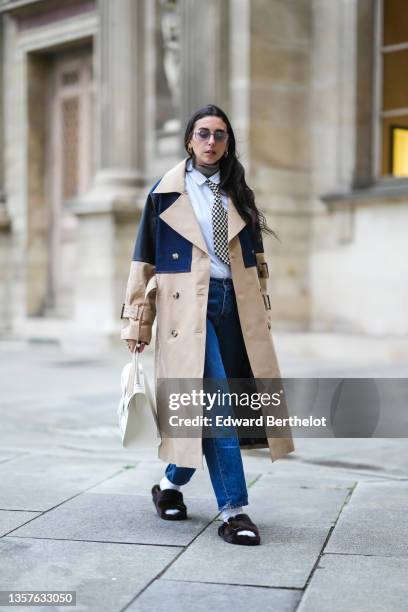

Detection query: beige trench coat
(121, 158), (295, 468)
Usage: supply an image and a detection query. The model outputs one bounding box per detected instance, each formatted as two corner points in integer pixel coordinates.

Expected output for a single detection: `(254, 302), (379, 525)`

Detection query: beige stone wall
(1, 0), (407, 342)
(308, 0), (408, 337)
(1, 1), (98, 341)
(311, 197), (408, 336)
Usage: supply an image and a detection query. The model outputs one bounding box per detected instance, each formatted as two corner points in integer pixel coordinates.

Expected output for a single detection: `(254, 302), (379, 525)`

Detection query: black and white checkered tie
(206, 178), (230, 265)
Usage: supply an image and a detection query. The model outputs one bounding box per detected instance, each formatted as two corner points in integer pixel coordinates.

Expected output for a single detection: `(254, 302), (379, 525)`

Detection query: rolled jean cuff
(165, 464), (195, 486)
(218, 499), (249, 513)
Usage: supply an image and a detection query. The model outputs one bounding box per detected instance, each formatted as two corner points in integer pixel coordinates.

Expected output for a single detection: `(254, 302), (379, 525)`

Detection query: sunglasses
(193, 128), (228, 143)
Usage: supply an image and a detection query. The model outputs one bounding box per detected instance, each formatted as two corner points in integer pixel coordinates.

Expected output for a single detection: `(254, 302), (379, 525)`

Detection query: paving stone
(0, 394), (132, 454)
(298, 554), (408, 612)
(0, 453), (24, 464)
(246, 477), (351, 527)
(89, 460), (260, 500)
(292, 438), (400, 460)
(325, 507), (408, 557)
(128, 579), (301, 612)
(0, 511), (40, 536)
(320, 443), (408, 477)
(242, 471), (355, 490)
(341, 480), (408, 510)
(162, 521), (330, 588)
(244, 440), (408, 480)
(326, 481), (408, 557)
(277, 438), (408, 478)
(2, 341), (408, 608)
(11, 493), (218, 546)
(0, 537), (179, 612)
(242, 452), (387, 483)
(0, 455), (125, 511)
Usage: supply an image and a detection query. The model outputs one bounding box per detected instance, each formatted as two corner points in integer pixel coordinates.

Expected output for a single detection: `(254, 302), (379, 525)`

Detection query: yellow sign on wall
(392, 127), (408, 177)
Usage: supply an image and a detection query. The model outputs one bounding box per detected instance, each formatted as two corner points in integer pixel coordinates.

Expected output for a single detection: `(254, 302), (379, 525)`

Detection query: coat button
(172, 292), (180, 299)
(267, 322), (271, 330)
(172, 252), (179, 260)
(171, 329), (178, 337)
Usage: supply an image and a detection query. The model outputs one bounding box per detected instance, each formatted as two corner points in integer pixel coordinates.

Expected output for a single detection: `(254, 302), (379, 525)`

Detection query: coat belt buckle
(263, 294), (271, 310)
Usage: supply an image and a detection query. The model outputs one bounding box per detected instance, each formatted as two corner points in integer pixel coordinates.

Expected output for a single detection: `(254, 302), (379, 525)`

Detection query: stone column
(249, 0), (313, 329)
(0, 17), (7, 210)
(0, 16), (12, 334)
(0, 17), (3, 202)
(179, 0), (229, 133)
(96, 0), (145, 175)
(68, 0), (147, 350)
(229, 0), (250, 165)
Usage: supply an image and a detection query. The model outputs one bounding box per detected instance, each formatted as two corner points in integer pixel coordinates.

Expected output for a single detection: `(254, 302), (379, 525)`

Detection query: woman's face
(188, 116), (229, 165)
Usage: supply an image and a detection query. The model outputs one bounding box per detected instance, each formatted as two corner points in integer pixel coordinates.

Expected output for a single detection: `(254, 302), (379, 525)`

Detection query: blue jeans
(165, 277), (251, 511)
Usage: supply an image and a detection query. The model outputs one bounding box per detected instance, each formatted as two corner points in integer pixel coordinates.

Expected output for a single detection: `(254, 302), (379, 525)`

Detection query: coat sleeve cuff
(121, 318), (152, 344)
(121, 304), (140, 319)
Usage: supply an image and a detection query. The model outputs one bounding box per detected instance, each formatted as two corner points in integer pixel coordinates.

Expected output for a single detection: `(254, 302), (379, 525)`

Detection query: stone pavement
(0, 337), (407, 612)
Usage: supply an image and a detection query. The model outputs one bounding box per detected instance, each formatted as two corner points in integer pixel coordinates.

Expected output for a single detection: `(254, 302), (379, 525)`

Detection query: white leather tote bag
(117, 348), (159, 448)
(118, 275), (159, 448)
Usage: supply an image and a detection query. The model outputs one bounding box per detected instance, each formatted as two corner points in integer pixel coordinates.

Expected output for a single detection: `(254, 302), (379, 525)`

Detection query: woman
(121, 104), (294, 546)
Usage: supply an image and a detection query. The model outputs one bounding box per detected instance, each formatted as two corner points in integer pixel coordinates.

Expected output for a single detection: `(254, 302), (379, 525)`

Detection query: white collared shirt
(185, 159), (231, 279)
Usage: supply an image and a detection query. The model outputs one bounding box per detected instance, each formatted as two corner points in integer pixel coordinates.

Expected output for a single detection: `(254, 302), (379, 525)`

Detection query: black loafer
(151, 484), (188, 520)
(218, 513), (260, 545)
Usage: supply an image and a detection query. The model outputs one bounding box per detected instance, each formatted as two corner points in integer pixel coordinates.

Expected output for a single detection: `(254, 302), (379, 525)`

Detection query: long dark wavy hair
(184, 104), (278, 241)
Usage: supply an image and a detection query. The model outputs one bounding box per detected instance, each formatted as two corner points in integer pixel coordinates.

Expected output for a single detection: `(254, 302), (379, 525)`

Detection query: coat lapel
(152, 157), (247, 254)
(227, 195), (247, 242)
(159, 192), (210, 255)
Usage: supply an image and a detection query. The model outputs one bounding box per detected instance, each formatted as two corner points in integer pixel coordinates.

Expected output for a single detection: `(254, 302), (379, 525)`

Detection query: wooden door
(46, 48), (94, 317)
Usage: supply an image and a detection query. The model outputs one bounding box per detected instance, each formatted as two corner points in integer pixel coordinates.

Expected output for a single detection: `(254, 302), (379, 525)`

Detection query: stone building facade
(0, 0), (407, 348)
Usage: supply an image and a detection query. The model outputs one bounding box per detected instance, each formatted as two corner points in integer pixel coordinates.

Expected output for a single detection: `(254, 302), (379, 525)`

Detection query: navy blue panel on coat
(238, 225), (257, 268)
(155, 191), (180, 214)
(152, 192), (193, 273)
(253, 223), (264, 254)
(155, 217), (193, 273)
(131, 180), (162, 265)
(132, 193), (156, 265)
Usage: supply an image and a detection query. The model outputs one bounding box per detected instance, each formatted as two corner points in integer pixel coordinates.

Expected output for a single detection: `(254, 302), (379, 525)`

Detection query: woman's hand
(126, 340), (146, 353)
